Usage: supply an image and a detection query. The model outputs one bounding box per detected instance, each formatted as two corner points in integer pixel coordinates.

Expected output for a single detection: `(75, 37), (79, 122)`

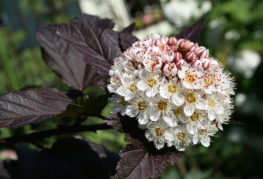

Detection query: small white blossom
(145, 120), (169, 149)
(193, 124), (218, 147)
(159, 78), (185, 106)
(178, 63), (204, 90)
(137, 70), (161, 97)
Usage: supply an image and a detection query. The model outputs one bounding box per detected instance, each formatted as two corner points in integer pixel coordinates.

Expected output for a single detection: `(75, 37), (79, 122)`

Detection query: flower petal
(184, 104), (195, 116)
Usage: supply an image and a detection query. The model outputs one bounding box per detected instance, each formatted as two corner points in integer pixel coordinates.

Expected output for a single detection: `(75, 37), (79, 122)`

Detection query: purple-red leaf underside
(176, 19), (205, 43)
(0, 89), (72, 128)
(116, 141), (181, 179)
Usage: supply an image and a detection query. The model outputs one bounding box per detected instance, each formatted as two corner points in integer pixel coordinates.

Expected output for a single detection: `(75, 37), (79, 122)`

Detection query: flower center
(190, 112), (200, 122)
(137, 101), (148, 111)
(147, 78), (157, 88)
(173, 108), (181, 118)
(177, 132), (186, 141)
(208, 99), (215, 107)
(154, 128), (165, 136)
(157, 100), (168, 111)
(186, 92), (196, 104)
(185, 72), (196, 84)
(199, 129), (207, 135)
(118, 98), (128, 106)
(129, 83), (137, 92)
(168, 84), (177, 94)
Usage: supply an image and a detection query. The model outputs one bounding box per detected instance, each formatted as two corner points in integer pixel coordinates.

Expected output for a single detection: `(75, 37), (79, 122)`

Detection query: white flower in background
(108, 34), (235, 150)
(161, 0), (212, 27)
(228, 49), (261, 78)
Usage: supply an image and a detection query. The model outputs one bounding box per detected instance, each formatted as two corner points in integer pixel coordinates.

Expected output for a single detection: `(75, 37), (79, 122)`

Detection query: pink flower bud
(200, 58), (210, 70)
(178, 39), (194, 52)
(176, 59), (186, 70)
(154, 39), (163, 47)
(174, 52), (183, 62)
(162, 47), (174, 63)
(164, 45), (172, 51)
(186, 51), (197, 62)
(170, 45), (177, 51)
(162, 37), (169, 44)
(163, 63), (178, 77)
(189, 43), (199, 52)
(192, 60), (203, 70)
(196, 46), (209, 58)
(168, 37), (177, 45)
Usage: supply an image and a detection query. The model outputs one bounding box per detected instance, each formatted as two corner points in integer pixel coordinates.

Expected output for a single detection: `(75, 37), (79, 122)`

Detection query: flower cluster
(108, 34), (235, 151)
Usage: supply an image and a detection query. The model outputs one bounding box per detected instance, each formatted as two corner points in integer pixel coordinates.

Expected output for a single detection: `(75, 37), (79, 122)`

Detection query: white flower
(214, 106), (232, 130)
(206, 94), (225, 121)
(110, 95), (128, 116)
(193, 125), (218, 147)
(178, 63), (204, 89)
(137, 70), (161, 97)
(125, 95), (152, 125)
(165, 126), (192, 151)
(149, 95), (174, 123)
(145, 120), (169, 150)
(116, 73), (138, 101)
(159, 78), (185, 106)
(183, 90), (206, 116)
(185, 110), (208, 135)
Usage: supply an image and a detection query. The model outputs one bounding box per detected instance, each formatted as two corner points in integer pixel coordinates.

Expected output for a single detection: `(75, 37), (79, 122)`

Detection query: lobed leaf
(36, 14), (123, 90)
(116, 140), (181, 179)
(176, 19), (205, 43)
(0, 89), (73, 128)
(36, 14), (138, 90)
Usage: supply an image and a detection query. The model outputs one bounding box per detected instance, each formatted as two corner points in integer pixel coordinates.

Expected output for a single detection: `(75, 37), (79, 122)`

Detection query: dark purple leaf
(0, 89), (72, 128)
(36, 25), (104, 90)
(70, 13), (115, 30)
(36, 14), (123, 91)
(51, 138), (120, 177)
(0, 161), (10, 179)
(4, 139), (119, 179)
(176, 19), (205, 43)
(119, 23), (138, 51)
(116, 140), (181, 179)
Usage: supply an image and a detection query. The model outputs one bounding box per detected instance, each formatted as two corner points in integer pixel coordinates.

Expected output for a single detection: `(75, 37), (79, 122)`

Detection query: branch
(0, 123), (111, 145)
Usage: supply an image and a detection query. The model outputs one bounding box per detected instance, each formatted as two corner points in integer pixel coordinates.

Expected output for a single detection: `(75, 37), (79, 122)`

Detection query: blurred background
(0, 0), (263, 178)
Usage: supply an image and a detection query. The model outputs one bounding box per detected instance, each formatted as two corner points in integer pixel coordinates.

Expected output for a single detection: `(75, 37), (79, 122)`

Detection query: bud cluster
(108, 34), (235, 151)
